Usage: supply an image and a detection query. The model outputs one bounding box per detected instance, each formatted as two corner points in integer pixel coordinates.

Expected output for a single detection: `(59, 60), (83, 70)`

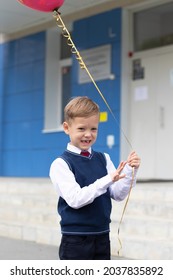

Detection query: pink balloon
(18, 0), (65, 12)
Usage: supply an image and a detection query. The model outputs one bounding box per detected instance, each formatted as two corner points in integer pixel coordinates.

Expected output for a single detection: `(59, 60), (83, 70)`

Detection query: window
(44, 28), (72, 132)
(61, 65), (71, 121)
(133, 2), (173, 51)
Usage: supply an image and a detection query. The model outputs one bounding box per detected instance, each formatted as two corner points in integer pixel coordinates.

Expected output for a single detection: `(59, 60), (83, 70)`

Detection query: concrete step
(0, 219), (60, 246)
(0, 206), (58, 225)
(109, 182), (173, 259)
(0, 177), (58, 225)
(110, 233), (173, 260)
(129, 182), (173, 202)
(1, 181), (172, 220)
(1, 178), (173, 201)
(0, 177), (53, 195)
(112, 200), (173, 220)
(0, 194), (57, 212)
(1, 179), (172, 208)
(0, 177), (60, 245)
(111, 215), (173, 240)
(0, 178), (172, 260)
(1, 196), (172, 221)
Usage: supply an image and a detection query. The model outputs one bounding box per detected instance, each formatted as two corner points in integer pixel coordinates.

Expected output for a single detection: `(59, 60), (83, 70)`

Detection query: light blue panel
(4, 66), (18, 95)
(31, 120), (69, 150)
(73, 9), (121, 47)
(3, 33), (45, 67)
(30, 120), (48, 149)
(5, 63), (33, 95)
(15, 63), (36, 93)
(5, 62), (45, 96)
(30, 90), (44, 120)
(4, 41), (20, 67)
(73, 20), (89, 49)
(0, 69), (4, 123)
(0, 96), (3, 124)
(2, 121), (32, 150)
(1, 42), (10, 69)
(32, 60), (45, 90)
(0, 44), (5, 70)
(2, 150), (32, 177)
(112, 42), (121, 77)
(0, 44), (5, 175)
(4, 90), (43, 123)
(17, 32), (45, 64)
(30, 149), (55, 177)
(97, 118), (120, 144)
(86, 79), (121, 111)
(88, 10), (121, 47)
(4, 94), (32, 122)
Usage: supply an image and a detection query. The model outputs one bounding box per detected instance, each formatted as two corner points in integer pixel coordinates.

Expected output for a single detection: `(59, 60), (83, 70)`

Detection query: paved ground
(0, 236), (126, 260)
(0, 237), (58, 260)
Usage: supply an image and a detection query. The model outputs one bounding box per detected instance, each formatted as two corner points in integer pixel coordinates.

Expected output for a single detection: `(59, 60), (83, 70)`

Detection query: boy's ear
(63, 122), (69, 135)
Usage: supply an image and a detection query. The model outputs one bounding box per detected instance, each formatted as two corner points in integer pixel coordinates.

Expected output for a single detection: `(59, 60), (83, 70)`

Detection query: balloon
(18, 0), (65, 12)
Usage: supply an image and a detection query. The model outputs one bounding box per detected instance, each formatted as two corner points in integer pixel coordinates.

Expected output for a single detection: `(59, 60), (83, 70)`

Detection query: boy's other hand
(111, 161), (126, 182)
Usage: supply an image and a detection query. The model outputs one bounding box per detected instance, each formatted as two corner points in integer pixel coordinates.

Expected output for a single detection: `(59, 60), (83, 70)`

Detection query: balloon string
(53, 10), (135, 256)
(117, 166), (134, 256)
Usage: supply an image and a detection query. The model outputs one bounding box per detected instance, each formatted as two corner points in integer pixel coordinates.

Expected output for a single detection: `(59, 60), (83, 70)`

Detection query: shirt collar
(67, 143), (91, 154)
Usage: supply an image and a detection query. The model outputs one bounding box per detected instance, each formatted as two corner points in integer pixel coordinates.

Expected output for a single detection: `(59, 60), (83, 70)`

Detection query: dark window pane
(134, 2), (173, 51)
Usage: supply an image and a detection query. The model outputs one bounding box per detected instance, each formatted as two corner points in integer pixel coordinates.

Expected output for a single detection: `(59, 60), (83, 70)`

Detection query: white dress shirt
(49, 143), (138, 209)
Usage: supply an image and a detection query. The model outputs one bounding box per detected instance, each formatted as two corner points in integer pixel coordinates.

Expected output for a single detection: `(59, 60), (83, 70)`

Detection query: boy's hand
(111, 161), (127, 182)
(127, 151), (141, 168)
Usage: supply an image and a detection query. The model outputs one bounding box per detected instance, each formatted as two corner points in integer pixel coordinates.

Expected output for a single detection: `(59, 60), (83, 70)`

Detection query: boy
(49, 96), (140, 260)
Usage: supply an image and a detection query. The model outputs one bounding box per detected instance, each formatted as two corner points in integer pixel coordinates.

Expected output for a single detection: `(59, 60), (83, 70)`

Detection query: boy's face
(63, 114), (99, 150)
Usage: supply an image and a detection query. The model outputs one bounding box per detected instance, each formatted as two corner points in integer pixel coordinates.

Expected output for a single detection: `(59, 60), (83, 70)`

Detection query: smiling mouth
(81, 140), (91, 144)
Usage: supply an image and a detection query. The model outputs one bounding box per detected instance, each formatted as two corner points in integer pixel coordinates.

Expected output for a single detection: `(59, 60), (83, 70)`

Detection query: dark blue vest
(58, 150), (112, 235)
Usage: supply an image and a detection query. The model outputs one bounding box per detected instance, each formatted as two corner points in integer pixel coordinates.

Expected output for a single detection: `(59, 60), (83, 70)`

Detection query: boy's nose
(84, 131), (91, 137)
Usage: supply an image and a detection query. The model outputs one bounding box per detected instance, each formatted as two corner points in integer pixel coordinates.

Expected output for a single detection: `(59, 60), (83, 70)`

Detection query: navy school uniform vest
(58, 150), (112, 235)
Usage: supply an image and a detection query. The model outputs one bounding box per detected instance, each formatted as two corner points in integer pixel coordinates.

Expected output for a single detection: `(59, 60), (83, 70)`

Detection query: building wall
(0, 32), (50, 176)
(0, 8), (122, 177)
(0, 43), (5, 174)
(72, 8), (122, 164)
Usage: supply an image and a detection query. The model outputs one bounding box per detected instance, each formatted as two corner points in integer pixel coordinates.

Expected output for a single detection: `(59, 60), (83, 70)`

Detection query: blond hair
(64, 96), (100, 123)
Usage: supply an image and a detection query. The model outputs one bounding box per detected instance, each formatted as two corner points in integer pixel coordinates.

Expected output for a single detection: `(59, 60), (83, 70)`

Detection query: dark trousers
(59, 233), (110, 260)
